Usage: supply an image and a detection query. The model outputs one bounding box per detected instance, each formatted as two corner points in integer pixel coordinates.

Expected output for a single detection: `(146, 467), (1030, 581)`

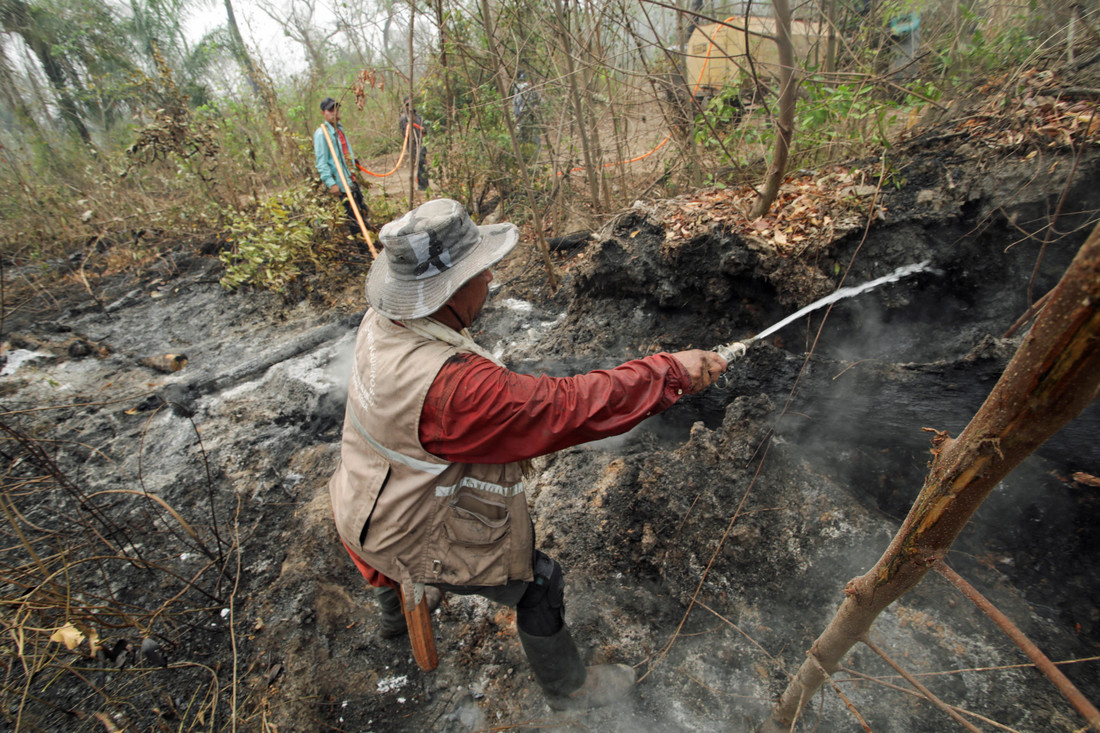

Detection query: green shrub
(694, 75), (940, 170)
(219, 184), (340, 293)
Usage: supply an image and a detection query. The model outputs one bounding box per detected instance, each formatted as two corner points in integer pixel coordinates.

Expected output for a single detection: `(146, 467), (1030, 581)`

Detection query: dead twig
(837, 666), (1024, 732)
(861, 636), (983, 732)
(936, 561), (1100, 729)
(76, 240), (111, 321)
(806, 652), (872, 732)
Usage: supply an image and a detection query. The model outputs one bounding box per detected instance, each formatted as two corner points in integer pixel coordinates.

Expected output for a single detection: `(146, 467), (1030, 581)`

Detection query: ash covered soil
(3, 142), (1100, 731)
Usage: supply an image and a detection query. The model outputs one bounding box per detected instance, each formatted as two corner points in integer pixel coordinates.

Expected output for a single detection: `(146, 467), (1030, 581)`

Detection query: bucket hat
(366, 199), (518, 319)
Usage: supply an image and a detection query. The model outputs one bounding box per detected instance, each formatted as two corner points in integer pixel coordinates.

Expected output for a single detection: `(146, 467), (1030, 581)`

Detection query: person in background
(511, 71), (541, 155)
(313, 96), (369, 243)
(329, 198), (728, 711)
(397, 97), (429, 190)
(512, 71), (539, 125)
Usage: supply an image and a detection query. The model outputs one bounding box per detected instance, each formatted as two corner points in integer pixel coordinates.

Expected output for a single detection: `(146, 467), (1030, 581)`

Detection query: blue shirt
(314, 121), (356, 192)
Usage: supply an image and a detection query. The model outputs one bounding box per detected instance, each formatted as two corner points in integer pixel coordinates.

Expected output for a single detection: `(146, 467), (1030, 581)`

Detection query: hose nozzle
(716, 340), (748, 366)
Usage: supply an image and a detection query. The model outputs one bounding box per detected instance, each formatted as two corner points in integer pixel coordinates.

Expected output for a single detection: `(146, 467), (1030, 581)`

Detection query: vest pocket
(443, 491), (509, 547)
(358, 466), (391, 546)
(439, 490), (511, 585)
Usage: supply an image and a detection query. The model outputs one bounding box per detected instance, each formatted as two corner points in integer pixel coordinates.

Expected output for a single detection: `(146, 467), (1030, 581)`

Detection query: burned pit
(1, 144), (1098, 732)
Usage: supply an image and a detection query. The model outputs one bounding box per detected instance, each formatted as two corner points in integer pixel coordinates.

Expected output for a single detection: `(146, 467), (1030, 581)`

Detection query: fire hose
(319, 123), (378, 258)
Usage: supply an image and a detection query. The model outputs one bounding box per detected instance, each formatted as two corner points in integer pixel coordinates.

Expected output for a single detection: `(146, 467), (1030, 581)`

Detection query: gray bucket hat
(366, 199), (518, 320)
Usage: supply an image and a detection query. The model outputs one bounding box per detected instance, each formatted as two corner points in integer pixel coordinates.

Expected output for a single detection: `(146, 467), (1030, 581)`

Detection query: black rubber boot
(518, 626), (635, 711)
(375, 586), (407, 638)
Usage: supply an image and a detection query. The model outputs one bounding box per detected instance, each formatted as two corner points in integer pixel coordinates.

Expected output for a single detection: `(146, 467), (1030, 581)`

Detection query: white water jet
(717, 261), (931, 359)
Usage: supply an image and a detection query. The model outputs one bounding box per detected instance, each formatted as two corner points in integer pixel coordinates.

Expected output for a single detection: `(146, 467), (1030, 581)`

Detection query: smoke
(325, 331), (356, 406)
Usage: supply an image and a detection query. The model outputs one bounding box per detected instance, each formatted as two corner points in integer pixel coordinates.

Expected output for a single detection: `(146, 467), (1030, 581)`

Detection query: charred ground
(1, 115), (1099, 732)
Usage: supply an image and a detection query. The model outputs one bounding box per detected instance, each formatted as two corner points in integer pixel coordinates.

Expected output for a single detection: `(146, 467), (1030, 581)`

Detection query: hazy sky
(188, 1), (337, 77)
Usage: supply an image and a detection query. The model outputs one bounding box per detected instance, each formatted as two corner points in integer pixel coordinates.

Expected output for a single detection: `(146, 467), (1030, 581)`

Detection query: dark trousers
(373, 553), (567, 639)
(375, 552), (586, 696)
(411, 139), (429, 190)
(341, 185), (368, 236)
(431, 562), (585, 697)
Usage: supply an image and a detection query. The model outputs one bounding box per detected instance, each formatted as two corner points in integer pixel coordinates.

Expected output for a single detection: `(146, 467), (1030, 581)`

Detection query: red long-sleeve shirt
(419, 352), (692, 464)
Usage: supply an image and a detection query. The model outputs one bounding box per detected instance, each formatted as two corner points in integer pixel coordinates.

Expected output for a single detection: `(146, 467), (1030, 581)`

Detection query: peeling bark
(761, 221), (1100, 733)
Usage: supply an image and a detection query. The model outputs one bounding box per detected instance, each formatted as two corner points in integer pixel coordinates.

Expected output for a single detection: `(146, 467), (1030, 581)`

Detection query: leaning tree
(762, 222), (1100, 731)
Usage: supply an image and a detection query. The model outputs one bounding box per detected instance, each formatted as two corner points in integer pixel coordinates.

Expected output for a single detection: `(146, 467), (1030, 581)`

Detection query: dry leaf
(1073, 472), (1100, 488)
(50, 623), (84, 651)
(267, 663), (284, 686)
(906, 107), (921, 130)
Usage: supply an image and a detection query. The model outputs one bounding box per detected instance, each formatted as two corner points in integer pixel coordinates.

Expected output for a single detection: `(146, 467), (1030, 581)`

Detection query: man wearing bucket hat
(329, 198), (727, 710)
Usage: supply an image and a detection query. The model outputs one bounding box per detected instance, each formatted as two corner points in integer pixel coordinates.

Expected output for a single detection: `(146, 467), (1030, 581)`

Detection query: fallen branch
(160, 312), (361, 415)
(1040, 87), (1100, 99)
(935, 561), (1100, 726)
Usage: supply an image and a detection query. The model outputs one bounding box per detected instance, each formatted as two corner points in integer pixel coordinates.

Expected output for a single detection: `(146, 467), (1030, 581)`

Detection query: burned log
(159, 312), (361, 416)
(139, 353), (188, 373)
(547, 231), (593, 252)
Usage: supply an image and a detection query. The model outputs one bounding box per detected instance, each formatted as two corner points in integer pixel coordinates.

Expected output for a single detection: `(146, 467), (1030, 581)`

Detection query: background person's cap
(320, 97), (338, 111)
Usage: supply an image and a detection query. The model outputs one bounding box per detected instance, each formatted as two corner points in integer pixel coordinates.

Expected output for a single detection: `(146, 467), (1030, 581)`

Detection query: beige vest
(328, 310), (533, 587)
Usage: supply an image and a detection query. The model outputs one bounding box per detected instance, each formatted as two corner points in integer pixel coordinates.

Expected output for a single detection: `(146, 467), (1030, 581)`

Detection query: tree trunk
(761, 222), (1100, 732)
(382, 0), (397, 57)
(2, 0), (92, 144)
(750, 0), (794, 218)
(824, 0), (837, 73)
(432, 0), (455, 124)
(432, 0), (457, 193)
(0, 51), (43, 146)
(407, 0), (416, 205)
(478, 0), (559, 291)
(552, 0), (602, 211)
(222, 0), (265, 101)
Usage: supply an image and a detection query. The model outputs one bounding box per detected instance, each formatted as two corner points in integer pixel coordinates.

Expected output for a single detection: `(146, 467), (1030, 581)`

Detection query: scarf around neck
(402, 317), (503, 366)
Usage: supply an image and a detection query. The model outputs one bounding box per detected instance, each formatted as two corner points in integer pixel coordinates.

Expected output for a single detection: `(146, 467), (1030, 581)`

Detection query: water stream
(718, 260), (932, 359)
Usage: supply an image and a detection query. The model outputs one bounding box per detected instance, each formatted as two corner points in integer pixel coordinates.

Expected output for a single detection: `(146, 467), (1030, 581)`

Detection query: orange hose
(563, 134), (671, 174)
(358, 117), (413, 178)
(561, 16), (729, 176)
